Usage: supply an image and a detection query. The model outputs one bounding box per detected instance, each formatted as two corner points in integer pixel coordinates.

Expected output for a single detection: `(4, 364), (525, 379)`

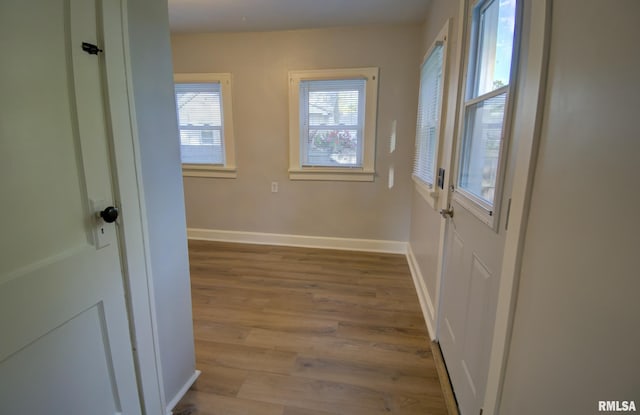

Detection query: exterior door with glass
(438, 0), (519, 414)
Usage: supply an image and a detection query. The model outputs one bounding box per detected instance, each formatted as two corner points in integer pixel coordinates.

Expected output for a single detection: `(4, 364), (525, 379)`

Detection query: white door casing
(481, 1), (551, 413)
(0, 0), (142, 414)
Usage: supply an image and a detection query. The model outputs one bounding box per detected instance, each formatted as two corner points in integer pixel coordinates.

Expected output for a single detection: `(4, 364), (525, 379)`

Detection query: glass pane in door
(474, 0), (517, 96)
(458, 93), (507, 204)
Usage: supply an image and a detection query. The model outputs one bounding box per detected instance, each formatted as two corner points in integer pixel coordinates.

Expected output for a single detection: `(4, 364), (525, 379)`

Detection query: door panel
(439, 228), (469, 411)
(440, 230), (467, 350)
(462, 254), (494, 398)
(439, 198), (504, 415)
(0, 0), (141, 414)
(0, 0), (89, 276)
(0, 306), (119, 415)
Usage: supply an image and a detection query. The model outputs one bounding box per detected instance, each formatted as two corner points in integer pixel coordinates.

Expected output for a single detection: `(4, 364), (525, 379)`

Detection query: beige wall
(500, 0), (640, 412)
(171, 25), (421, 241)
(408, 0), (462, 329)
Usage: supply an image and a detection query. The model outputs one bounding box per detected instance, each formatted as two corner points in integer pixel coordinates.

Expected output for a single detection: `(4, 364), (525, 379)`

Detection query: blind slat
(175, 82), (225, 165)
(299, 79), (366, 167)
(414, 45), (444, 186)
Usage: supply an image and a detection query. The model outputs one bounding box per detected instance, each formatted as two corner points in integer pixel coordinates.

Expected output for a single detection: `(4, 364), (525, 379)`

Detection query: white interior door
(437, 0), (520, 414)
(0, 1), (141, 414)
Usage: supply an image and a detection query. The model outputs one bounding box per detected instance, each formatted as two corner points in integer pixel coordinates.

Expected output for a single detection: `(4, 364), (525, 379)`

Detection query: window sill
(289, 168), (375, 182)
(182, 164), (237, 179)
(413, 175), (439, 209)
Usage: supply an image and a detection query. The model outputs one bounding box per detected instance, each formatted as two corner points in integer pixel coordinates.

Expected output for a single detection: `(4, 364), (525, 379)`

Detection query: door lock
(90, 199), (117, 250)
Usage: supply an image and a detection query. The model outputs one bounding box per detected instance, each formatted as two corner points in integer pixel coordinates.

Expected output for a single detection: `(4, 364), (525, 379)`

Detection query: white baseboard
(165, 369), (201, 415)
(406, 244), (437, 340)
(187, 228), (408, 254)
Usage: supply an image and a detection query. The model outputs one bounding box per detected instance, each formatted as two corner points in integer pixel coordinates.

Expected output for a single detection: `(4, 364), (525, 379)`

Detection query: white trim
(165, 370), (201, 415)
(288, 168), (374, 182)
(187, 228), (407, 255)
(288, 67), (379, 181)
(464, 84), (509, 107)
(482, 1), (552, 413)
(430, 13), (469, 343)
(413, 21), (450, 209)
(174, 72), (237, 176)
(182, 165), (237, 178)
(406, 244), (436, 340)
(102, 1), (165, 413)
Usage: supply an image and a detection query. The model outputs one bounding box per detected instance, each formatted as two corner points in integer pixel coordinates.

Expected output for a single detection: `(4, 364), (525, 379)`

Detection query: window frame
(452, 0), (521, 228)
(174, 73), (237, 178)
(413, 22), (450, 209)
(288, 68), (379, 182)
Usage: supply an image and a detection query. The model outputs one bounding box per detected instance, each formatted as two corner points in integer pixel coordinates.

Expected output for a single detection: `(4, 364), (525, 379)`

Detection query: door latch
(90, 199), (116, 249)
(437, 167), (445, 189)
(82, 42), (103, 55)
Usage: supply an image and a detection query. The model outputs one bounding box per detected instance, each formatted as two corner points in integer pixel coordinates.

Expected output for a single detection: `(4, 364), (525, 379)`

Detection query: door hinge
(440, 205), (454, 219)
(82, 42), (103, 55)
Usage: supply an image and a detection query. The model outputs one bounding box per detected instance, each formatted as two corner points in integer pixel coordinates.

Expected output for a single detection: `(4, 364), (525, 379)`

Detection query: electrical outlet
(271, 182), (279, 193)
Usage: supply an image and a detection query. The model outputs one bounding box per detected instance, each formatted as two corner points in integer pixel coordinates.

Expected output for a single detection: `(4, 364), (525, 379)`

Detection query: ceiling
(168, 0), (430, 33)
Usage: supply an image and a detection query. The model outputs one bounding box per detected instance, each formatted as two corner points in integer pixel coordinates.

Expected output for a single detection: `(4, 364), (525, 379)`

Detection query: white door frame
(435, 0), (552, 413)
(481, 1), (552, 413)
(100, 1), (166, 413)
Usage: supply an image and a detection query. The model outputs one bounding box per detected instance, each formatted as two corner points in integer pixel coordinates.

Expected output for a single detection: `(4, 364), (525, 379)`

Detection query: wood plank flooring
(174, 240), (448, 415)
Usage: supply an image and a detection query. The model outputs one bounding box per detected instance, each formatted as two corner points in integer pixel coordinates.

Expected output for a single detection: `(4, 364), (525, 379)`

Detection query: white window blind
(413, 44), (444, 186)
(299, 79), (366, 167)
(175, 82), (225, 165)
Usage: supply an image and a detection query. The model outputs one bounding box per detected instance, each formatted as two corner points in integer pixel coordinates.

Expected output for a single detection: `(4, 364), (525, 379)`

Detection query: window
(174, 73), (236, 178)
(456, 0), (517, 224)
(288, 68), (379, 181)
(413, 23), (449, 207)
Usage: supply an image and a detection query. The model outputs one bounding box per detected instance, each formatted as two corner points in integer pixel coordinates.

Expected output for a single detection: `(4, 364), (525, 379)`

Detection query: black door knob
(100, 206), (119, 223)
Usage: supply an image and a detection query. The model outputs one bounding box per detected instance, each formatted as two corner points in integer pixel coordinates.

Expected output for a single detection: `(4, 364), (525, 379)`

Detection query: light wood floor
(174, 240), (448, 415)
